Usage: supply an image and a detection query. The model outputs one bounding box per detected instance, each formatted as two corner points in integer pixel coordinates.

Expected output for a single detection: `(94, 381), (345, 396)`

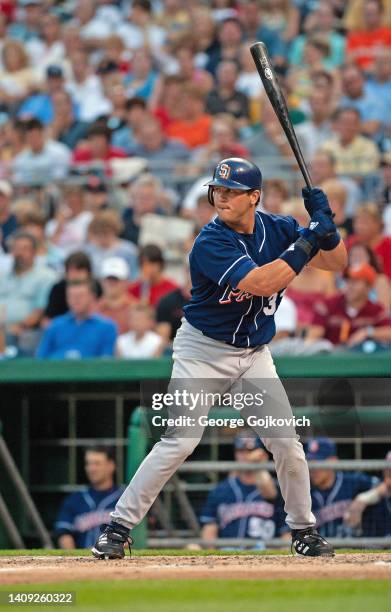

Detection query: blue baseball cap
(234, 432), (265, 452)
(306, 438), (337, 460)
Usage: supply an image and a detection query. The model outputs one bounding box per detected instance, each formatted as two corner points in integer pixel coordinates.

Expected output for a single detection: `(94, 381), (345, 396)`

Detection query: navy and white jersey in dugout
(184, 211), (316, 348)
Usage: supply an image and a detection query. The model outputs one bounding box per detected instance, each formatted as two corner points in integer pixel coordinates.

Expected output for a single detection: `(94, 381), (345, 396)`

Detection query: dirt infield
(1, 553), (391, 584)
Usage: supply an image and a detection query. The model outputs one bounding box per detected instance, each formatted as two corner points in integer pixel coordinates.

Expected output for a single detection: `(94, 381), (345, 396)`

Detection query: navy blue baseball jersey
(311, 472), (379, 538)
(200, 476), (285, 539)
(361, 496), (391, 537)
(55, 486), (123, 548)
(184, 211), (317, 347)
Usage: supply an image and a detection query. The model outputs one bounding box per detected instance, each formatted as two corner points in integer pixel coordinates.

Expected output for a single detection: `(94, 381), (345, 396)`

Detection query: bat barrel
(250, 42), (313, 189)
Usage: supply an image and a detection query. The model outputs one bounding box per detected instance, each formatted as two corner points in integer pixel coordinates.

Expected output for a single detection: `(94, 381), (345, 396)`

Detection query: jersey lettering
(219, 287), (253, 305)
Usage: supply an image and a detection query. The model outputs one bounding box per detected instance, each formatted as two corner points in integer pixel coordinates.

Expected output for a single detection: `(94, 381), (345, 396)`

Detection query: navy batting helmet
(205, 157), (262, 206)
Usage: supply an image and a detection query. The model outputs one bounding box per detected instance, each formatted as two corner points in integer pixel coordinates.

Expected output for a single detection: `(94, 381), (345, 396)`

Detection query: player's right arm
(201, 523), (219, 542)
(58, 534), (76, 549)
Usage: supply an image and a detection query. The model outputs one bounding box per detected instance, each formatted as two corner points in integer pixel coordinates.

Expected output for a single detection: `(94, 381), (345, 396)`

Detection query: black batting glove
(302, 187), (333, 217)
(308, 209), (337, 242)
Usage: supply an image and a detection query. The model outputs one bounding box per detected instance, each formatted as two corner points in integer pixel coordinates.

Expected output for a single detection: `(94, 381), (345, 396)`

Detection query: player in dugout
(200, 430), (284, 546)
(92, 157), (347, 560)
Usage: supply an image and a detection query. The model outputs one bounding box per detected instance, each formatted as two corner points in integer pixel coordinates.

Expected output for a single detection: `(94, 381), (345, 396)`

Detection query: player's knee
(265, 437), (305, 460)
(175, 437), (200, 458)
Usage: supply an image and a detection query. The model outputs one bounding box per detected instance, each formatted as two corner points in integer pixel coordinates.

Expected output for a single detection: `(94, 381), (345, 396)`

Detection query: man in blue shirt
(306, 438), (379, 538)
(55, 446), (123, 549)
(200, 431), (284, 544)
(93, 157), (347, 559)
(37, 280), (117, 359)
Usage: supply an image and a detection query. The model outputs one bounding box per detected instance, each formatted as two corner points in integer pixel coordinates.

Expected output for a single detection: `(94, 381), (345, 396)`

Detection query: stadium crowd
(1, 0), (391, 358)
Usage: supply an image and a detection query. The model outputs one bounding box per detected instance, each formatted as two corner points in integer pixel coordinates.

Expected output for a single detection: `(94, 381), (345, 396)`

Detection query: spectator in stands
(0, 180), (17, 251)
(172, 42), (214, 94)
(8, 0), (42, 43)
(248, 100), (296, 163)
(95, 257), (136, 335)
(308, 264), (391, 348)
(12, 118), (71, 184)
(0, 231), (56, 346)
(319, 178), (353, 239)
(128, 114), (189, 167)
(238, 0), (261, 42)
(156, 266), (192, 341)
(0, 39), (37, 106)
(37, 280), (117, 359)
(206, 17), (243, 75)
(101, 75), (128, 135)
(122, 173), (168, 246)
(340, 63), (388, 137)
(290, 2), (346, 69)
(83, 177), (110, 213)
(0, 118), (26, 171)
(200, 431), (283, 544)
(166, 83), (213, 149)
(296, 89), (335, 160)
(117, 0), (166, 52)
(310, 149), (363, 218)
(190, 114), (249, 172)
(43, 251), (101, 324)
(192, 193), (216, 231)
(85, 210), (139, 281)
(67, 50), (111, 123)
(21, 210), (63, 271)
(27, 12), (66, 79)
(365, 47), (391, 107)
(261, 179), (289, 215)
(124, 47), (159, 101)
(72, 123), (127, 171)
(18, 64), (67, 125)
(306, 437), (379, 538)
(47, 89), (89, 150)
(321, 107), (380, 177)
(259, 0), (300, 50)
(128, 244), (177, 307)
(348, 203), (391, 279)
(55, 446), (123, 549)
(116, 303), (163, 358)
(206, 60), (250, 126)
(111, 97), (147, 154)
(377, 149), (391, 209)
(348, 243), (391, 321)
(236, 44), (265, 110)
(346, 0), (391, 70)
(46, 183), (93, 253)
(346, 449), (391, 537)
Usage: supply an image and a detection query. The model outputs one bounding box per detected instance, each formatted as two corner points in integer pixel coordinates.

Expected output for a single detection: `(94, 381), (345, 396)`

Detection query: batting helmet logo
(218, 163), (231, 179)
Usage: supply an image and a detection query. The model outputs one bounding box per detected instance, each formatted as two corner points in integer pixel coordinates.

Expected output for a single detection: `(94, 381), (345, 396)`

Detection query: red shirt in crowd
(347, 235), (391, 280)
(346, 28), (391, 69)
(128, 278), (178, 307)
(72, 146), (127, 164)
(312, 293), (391, 345)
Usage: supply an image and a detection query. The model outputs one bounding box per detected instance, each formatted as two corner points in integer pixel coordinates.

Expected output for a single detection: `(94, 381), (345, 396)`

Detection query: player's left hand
(307, 209), (337, 241)
(302, 187), (333, 217)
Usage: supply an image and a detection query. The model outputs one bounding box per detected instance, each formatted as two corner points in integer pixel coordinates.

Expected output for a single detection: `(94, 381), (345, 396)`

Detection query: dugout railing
(1, 354), (391, 548)
(127, 406), (391, 549)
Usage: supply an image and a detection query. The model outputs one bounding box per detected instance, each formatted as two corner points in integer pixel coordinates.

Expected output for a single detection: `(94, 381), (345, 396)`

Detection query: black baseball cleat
(291, 527), (335, 557)
(91, 522), (133, 560)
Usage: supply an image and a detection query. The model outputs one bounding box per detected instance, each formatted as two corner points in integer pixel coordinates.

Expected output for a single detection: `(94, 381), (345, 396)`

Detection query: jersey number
(247, 517), (276, 539)
(263, 290), (284, 316)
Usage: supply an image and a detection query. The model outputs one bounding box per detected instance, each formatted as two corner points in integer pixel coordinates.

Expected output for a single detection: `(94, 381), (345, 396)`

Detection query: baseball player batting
(92, 157), (347, 559)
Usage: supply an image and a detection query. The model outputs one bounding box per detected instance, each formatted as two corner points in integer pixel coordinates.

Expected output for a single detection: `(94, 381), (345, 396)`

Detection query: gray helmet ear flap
(208, 186), (215, 206)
